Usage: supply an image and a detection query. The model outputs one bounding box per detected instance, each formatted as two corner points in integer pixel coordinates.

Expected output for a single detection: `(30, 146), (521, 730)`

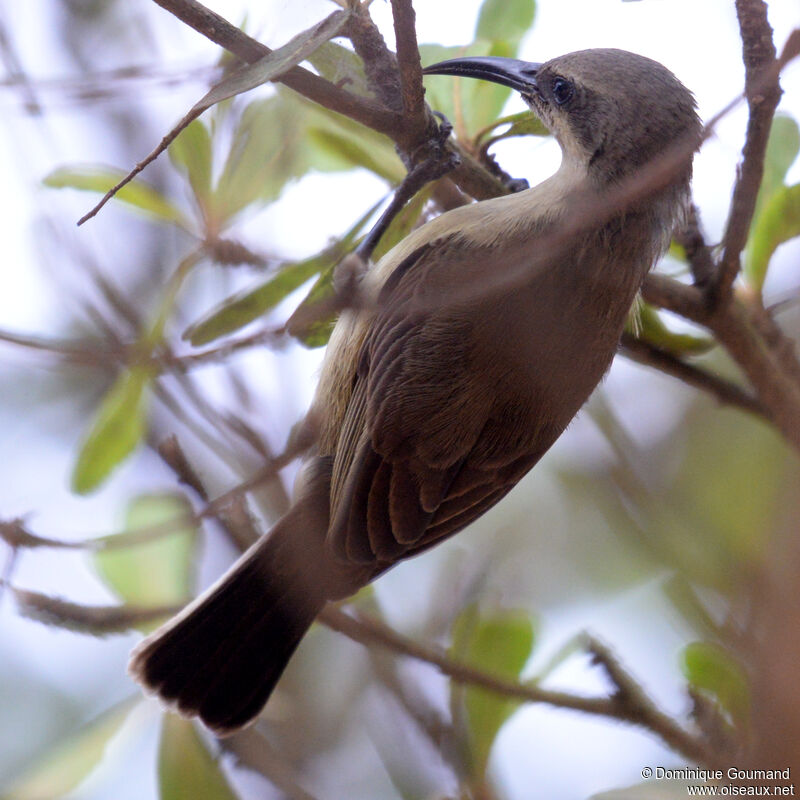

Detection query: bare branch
(714, 0), (781, 302)
(319, 606), (715, 766)
(11, 587), (181, 636)
(676, 204), (716, 287)
(223, 729), (320, 800)
(150, 0), (398, 136)
(620, 331), (769, 419)
(390, 0), (426, 124)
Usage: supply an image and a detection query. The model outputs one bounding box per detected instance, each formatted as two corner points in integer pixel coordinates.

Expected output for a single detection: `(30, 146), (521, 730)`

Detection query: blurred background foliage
(0, 1), (799, 799)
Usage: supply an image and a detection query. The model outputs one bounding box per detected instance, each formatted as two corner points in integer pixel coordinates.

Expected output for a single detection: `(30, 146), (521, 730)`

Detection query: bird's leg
(355, 112), (460, 263)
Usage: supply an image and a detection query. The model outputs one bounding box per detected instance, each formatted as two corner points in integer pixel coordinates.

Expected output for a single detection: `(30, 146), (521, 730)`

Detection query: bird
(129, 48), (702, 734)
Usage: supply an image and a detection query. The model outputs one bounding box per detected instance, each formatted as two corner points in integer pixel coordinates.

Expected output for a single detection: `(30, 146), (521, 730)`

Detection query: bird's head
(424, 48), (702, 186)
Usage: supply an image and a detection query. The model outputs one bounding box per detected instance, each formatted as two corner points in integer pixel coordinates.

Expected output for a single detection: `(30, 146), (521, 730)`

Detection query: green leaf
(681, 641), (750, 727)
(476, 110), (549, 147)
(285, 265), (338, 348)
(476, 0), (536, 48)
(307, 40), (371, 99)
(213, 95), (311, 223)
(449, 605), (535, 777)
(71, 367), (152, 494)
(184, 256), (326, 346)
(186, 197), (382, 346)
(421, 42), (513, 139)
(193, 11), (350, 112)
(628, 304), (714, 355)
(758, 113), (800, 205)
(94, 493), (197, 622)
(168, 119), (213, 210)
(745, 182), (800, 291)
(158, 716), (239, 800)
(44, 167), (188, 227)
(298, 93), (405, 182)
(0, 700), (136, 800)
(422, 0), (535, 141)
(745, 114), (800, 291)
(306, 125), (404, 182)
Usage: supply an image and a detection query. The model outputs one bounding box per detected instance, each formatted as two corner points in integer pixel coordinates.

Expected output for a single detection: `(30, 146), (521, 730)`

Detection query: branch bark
(390, 0), (426, 126)
(619, 332), (769, 420)
(713, 0), (781, 302)
(319, 605), (716, 766)
(150, 0), (399, 136)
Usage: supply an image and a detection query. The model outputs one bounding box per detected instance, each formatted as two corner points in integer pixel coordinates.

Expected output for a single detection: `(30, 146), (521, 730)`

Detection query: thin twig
(319, 605), (714, 765)
(0, 327), (121, 365)
(151, 0), (506, 201)
(676, 204), (716, 288)
(223, 728), (320, 800)
(619, 331), (769, 420)
(151, 0), (398, 135)
(714, 0), (782, 302)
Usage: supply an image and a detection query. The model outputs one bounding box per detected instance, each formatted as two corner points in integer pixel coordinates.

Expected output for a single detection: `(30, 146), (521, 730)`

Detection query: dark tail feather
(129, 502), (328, 734)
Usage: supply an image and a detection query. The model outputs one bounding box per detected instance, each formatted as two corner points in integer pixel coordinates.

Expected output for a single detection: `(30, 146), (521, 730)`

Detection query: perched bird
(130, 48), (702, 733)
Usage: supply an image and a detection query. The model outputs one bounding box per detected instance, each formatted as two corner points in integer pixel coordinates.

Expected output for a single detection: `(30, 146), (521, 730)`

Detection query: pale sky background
(0, 1), (799, 799)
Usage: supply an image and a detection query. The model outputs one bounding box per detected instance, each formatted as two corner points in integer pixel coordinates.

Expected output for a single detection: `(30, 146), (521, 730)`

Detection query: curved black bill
(423, 56), (541, 93)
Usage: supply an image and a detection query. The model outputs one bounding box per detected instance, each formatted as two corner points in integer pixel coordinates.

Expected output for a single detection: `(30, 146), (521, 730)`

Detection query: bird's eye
(551, 77), (574, 106)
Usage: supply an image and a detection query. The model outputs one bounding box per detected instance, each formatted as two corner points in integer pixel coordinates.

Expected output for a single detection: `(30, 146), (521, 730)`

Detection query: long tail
(129, 463), (334, 734)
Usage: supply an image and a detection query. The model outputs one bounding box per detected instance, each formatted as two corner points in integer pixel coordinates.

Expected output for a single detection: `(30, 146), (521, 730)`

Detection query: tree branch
(390, 0), (426, 125)
(676, 204), (716, 288)
(150, 0), (399, 136)
(150, 0), (510, 207)
(713, 0), (781, 302)
(319, 605), (715, 766)
(619, 331), (769, 420)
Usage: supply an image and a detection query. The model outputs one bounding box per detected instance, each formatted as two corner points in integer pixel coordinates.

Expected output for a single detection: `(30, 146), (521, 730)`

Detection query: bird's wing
(326, 236), (559, 569)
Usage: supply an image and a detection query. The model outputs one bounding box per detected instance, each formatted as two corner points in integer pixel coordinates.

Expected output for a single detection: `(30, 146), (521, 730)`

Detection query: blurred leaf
(168, 119), (213, 211)
(422, 0), (535, 140)
(71, 367), (152, 494)
(745, 113), (800, 290)
(662, 575), (723, 640)
(668, 239), (687, 263)
(184, 256), (327, 346)
(158, 716), (239, 800)
(476, 0), (536, 47)
(306, 125), (402, 182)
(191, 11), (350, 113)
(421, 42), (514, 139)
(671, 409), (789, 579)
(628, 304), (714, 355)
(300, 95), (405, 182)
(287, 265), (338, 348)
(44, 167), (188, 227)
(186, 196), (382, 346)
(449, 605), (535, 777)
(0, 699), (136, 800)
(682, 641), (750, 727)
(477, 110), (549, 147)
(307, 40), (371, 98)
(94, 493), (197, 626)
(757, 113), (800, 206)
(213, 95), (310, 223)
(745, 182), (800, 292)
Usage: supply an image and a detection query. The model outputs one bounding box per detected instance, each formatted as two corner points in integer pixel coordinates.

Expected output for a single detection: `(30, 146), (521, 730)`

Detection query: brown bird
(129, 48), (701, 733)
